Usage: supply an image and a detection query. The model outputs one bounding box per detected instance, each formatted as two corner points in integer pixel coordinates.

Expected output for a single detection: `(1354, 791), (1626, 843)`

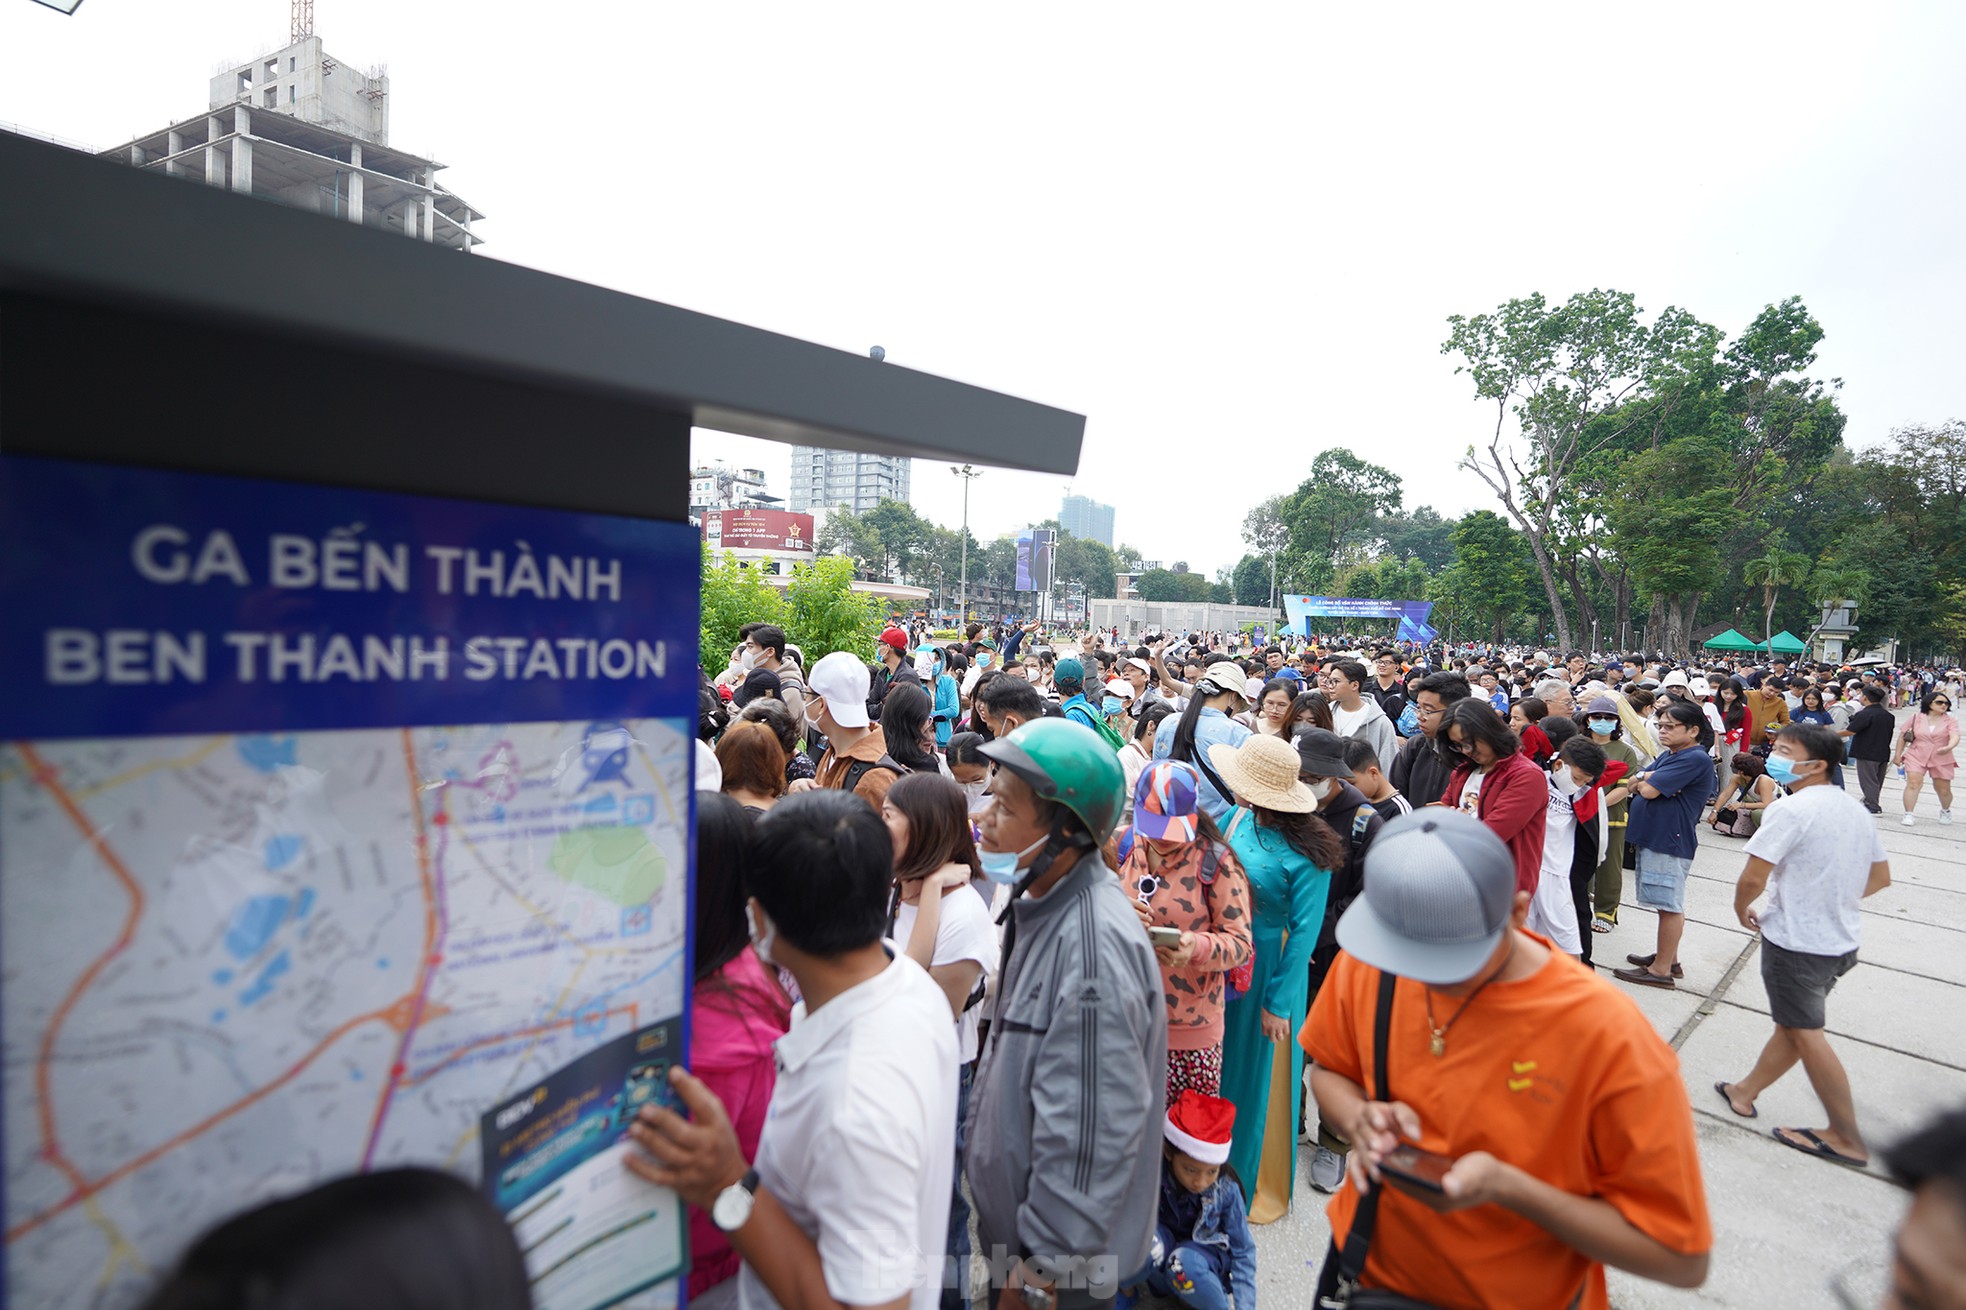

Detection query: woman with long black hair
(877, 680), (942, 775)
(684, 794), (791, 1302)
(1153, 664), (1252, 820)
(881, 771), (996, 1310)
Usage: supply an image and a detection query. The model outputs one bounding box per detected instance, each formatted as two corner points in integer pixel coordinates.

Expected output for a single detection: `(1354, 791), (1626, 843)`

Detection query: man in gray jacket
(970, 719), (1165, 1310)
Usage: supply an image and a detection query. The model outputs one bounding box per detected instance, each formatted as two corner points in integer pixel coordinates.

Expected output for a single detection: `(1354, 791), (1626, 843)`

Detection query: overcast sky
(6, 2), (1962, 576)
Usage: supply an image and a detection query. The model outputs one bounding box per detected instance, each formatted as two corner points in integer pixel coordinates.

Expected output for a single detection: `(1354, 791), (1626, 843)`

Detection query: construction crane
(292, 0), (314, 43)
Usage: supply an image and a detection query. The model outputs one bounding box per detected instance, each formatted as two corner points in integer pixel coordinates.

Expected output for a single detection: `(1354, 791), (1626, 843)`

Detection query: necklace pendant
(1430, 1033), (1446, 1058)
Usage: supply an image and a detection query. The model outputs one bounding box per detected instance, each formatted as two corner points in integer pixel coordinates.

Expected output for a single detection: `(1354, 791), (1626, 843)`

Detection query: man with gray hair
(1532, 677), (1576, 721)
(1302, 810), (1712, 1307)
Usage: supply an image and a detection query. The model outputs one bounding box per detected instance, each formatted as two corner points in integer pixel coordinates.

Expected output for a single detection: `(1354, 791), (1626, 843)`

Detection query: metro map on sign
(0, 718), (690, 1309)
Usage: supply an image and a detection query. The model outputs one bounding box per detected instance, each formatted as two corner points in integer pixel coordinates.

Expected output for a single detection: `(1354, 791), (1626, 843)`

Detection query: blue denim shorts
(1634, 849), (1692, 913)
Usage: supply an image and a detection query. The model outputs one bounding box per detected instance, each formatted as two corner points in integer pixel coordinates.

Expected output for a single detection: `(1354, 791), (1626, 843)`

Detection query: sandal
(1713, 1081), (1757, 1119)
(1590, 917), (1614, 934)
(1772, 1126), (1867, 1169)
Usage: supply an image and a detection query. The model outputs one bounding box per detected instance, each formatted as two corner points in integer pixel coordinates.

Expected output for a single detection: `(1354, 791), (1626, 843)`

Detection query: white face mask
(957, 776), (990, 805)
(739, 647), (760, 672)
(1551, 768), (1582, 798)
(746, 902), (779, 967)
(915, 652), (938, 678)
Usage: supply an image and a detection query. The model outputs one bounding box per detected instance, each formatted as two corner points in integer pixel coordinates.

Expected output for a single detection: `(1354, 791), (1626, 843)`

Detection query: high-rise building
(786, 447), (911, 514)
(1060, 493), (1115, 546)
(95, 34), (484, 252)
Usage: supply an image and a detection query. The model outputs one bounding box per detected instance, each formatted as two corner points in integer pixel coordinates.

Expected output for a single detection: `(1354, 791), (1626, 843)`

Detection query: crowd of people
(136, 618), (1966, 1310)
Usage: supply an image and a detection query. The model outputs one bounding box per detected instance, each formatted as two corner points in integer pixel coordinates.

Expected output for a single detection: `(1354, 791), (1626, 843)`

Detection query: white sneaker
(1902, 813), (1917, 827)
(1942, 811), (1954, 826)
(1309, 1145), (1346, 1194)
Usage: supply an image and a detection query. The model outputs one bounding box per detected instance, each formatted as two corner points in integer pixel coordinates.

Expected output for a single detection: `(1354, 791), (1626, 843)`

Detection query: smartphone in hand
(1379, 1144), (1455, 1195)
(1147, 926), (1183, 949)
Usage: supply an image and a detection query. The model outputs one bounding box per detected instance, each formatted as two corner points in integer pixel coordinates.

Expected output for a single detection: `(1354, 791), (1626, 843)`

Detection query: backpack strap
(1196, 840), (1224, 885)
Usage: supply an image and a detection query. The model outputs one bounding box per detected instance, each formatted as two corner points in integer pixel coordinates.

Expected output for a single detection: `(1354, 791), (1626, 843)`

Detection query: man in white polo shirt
(626, 790), (958, 1310)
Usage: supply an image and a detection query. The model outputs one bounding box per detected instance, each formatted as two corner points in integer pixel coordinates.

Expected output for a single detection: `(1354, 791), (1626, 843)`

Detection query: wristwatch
(1016, 1260), (1056, 1310)
(710, 1169), (760, 1233)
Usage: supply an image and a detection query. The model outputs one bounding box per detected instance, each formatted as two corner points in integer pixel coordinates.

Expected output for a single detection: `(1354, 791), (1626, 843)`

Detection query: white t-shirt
(743, 955), (958, 1310)
(1529, 773), (1582, 955)
(1333, 702), (1372, 739)
(1744, 784), (1887, 956)
(887, 883), (998, 1063)
(1456, 770), (1485, 816)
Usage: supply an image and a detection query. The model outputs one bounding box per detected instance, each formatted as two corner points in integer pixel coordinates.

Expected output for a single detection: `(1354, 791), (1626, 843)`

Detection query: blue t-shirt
(1625, 745), (1716, 860)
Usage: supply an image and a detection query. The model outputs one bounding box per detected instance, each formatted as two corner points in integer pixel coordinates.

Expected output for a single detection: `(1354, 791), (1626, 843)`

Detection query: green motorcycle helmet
(978, 717), (1126, 844)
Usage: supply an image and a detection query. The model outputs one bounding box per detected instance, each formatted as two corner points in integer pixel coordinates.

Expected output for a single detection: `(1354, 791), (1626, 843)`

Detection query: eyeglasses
(1416, 704), (1444, 719)
(1446, 736), (1472, 754)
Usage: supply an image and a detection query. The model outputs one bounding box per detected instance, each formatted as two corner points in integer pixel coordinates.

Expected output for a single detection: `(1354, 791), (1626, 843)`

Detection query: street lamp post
(952, 464), (981, 627)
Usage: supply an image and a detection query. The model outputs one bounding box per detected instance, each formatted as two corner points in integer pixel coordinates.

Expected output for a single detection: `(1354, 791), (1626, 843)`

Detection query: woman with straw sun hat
(1208, 733), (1345, 1223)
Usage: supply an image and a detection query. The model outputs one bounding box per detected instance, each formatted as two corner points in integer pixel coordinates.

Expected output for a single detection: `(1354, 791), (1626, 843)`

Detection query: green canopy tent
(1761, 630), (1808, 656)
(1702, 628), (1761, 652)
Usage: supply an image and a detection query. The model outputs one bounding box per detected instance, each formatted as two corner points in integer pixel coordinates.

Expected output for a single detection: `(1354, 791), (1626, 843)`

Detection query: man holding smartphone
(1300, 811), (1712, 1308)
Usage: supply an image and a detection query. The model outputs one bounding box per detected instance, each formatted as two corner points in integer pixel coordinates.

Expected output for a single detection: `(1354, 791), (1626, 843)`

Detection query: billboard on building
(701, 508), (815, 553)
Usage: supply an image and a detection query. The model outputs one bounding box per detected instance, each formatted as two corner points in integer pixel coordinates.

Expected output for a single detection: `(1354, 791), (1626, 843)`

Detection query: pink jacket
(687, 947), (790, 1296)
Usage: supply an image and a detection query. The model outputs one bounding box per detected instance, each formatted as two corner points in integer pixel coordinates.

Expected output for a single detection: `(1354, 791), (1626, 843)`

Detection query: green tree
(1742, 541), (1812, 649)
(782, 554), (884, 665)
(1241, 496), (1291, 607)
(1446, 510), (1534, 644)
(1231, 553), (1272, 606)
(815, 507), (884, 580)
(1606, 442), (1732, 655)
(1135, 568), (1213, 602)
(861, 498), (935, 584)
(1443, 289), (1720, 649)
(1377, 506), (1457, 570)
(699, 546), (786, 666)
(1281, 449), (1404, 566)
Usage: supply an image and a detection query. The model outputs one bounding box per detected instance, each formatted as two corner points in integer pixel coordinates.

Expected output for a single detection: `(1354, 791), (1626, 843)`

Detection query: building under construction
(98, 28), (483, 252)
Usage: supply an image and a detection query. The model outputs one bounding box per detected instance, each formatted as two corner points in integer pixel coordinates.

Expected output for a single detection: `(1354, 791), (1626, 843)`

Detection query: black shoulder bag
(1319, 970), (1449, 1309)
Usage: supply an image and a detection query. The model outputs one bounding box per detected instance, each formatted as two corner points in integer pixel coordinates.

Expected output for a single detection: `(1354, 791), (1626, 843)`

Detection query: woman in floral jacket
(1110, 760), (1254, 1103)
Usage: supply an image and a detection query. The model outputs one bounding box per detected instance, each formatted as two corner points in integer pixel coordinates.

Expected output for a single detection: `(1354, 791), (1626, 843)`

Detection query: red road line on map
(5, 1007), (392, 1243)
(400, 1003), (639, 1089)
(15, 744), (143, 1199)
(358, 729), (443, 1168)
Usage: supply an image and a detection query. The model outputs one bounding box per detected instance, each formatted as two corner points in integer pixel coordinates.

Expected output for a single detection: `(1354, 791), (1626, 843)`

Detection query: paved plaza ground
(1249, 753), (1966, 1307)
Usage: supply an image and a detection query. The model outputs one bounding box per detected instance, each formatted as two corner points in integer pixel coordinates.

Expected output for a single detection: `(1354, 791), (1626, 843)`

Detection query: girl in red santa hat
(1118, 1089), (1258, 1310)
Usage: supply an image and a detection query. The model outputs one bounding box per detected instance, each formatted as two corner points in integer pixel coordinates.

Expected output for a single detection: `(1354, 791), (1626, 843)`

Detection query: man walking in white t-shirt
(1716, 723), (1892, 1169)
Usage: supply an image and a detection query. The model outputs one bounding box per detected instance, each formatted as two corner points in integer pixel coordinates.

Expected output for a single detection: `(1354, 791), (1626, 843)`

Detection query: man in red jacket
(1438, 699), (1547, 896)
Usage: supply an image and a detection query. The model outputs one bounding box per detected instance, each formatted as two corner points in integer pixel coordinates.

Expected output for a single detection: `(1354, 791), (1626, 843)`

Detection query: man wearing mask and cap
(1302, 810), (1712, 1308)
(969, 720), (1164, 1310)
(868, 625), (922, 724)
(1052, 657), (1104, 735)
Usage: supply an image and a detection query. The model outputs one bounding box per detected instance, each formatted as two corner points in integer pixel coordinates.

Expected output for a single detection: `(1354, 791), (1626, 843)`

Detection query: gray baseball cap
(1336, 809), (1516, 984)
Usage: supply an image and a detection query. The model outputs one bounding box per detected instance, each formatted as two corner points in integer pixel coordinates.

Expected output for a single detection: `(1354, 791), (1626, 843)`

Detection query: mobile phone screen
(1379, 1144), (1453, 1194)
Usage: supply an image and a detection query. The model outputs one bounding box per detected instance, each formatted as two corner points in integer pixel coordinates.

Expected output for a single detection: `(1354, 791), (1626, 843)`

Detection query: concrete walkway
(1249, 762), (1966, 1308)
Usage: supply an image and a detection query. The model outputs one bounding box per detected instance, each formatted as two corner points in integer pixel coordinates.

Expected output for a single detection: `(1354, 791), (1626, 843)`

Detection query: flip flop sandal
(1772, 1127), (1867, 1169)
(1590, 918), (1614, 934)
(1713, 1081), (1757, 1119)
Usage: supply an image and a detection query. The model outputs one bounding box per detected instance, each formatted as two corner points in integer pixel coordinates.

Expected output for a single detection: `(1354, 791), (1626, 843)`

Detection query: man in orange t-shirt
(1301, 810), (1712, 1309)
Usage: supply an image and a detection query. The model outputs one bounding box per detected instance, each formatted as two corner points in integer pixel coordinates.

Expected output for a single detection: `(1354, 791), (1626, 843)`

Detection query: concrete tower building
(1060, 493), (1115, 546)
(786, 447), (911, 514)
(99, 34), (483, 252)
